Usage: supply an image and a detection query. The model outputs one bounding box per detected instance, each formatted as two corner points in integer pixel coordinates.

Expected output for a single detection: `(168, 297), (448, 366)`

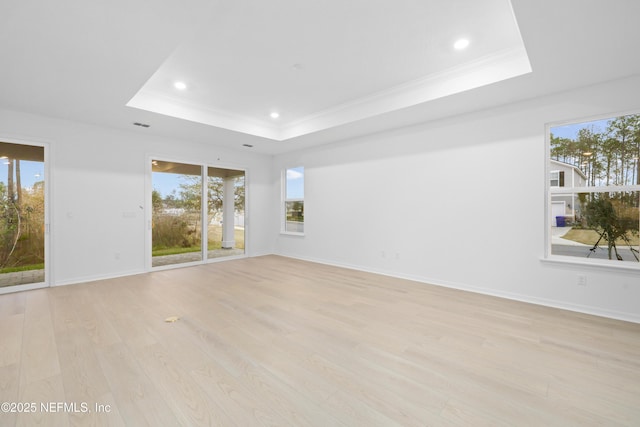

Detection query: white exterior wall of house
(549, 160), (588, 225)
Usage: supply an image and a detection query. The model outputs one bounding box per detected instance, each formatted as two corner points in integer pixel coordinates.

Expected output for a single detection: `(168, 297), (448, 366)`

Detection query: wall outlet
(577, 275), (587, 286)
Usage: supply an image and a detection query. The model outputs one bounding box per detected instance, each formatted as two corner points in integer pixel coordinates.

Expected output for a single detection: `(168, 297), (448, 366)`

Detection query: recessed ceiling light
(174, 81), (187, 90)
(270, 112), (280, 119)
(454, 38), (470, 50)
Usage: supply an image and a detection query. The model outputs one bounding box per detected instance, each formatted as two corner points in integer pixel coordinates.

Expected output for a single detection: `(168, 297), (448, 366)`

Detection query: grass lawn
(0, 263), (45, 274)
(153, 225), (245, 257)
(152, 246), (201, 257)
(562, 228), (639, 246)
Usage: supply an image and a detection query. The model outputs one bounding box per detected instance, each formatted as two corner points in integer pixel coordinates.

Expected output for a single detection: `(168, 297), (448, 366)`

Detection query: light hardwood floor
(1, 255), (639, 426)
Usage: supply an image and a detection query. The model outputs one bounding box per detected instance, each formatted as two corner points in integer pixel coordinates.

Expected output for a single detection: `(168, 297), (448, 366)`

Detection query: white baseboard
(277, 252), (640, 324)
(54, 268), (146, 287)
(52, 252), (262, 287)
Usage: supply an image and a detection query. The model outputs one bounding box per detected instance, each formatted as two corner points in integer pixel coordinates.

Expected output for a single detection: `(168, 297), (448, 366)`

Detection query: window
(547, 113), (640, 265)
(550, 170), (564, 187)
(283, 166), (304, 234)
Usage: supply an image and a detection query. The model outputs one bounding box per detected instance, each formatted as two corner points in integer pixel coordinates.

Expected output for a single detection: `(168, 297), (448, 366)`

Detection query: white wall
(2, 75), (638, 322)
(273, 74), (640, 323)
(0, 109), (275, 285)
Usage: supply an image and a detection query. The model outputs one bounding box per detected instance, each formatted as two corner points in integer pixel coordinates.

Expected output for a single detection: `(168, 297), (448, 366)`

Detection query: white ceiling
(127, 0), (530, 140)
(1, 0), (640, 154)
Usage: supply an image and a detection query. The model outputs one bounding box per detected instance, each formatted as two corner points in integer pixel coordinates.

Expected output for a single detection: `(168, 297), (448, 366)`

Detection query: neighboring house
(550, 159), (588, 226)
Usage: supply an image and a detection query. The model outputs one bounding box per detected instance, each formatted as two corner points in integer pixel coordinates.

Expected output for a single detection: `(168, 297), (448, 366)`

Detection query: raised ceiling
(127, 0), (530, 140)
(1, 1), (640, 154)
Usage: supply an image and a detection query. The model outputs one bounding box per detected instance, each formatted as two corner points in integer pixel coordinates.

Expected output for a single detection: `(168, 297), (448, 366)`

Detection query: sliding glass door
(0, 141), (46, 290)
(151, 160), (245, 268)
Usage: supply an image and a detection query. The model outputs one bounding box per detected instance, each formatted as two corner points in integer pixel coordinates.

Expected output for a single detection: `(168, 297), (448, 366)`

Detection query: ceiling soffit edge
(127, 46), (531, 142)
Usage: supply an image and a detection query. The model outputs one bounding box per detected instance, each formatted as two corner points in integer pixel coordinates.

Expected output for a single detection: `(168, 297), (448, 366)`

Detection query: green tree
(17, 181), (45, 265)
(585, 194), (639, 261)
(234, 176), (245, 212)
(0, 160), (22, 268)
(178, 175), (225, 214)
(576, 128), (602, 186)
(607, 116), (635, 185)
(151, 189), (163, 213)
(631, 114), (640, 185)
(177, 175), (245, 215)
(599, 136), (620, 186)
(550, 134), (581, 165)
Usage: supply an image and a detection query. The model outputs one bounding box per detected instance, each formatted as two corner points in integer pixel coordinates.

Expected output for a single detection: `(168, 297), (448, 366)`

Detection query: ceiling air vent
(133, 122), (150, 128)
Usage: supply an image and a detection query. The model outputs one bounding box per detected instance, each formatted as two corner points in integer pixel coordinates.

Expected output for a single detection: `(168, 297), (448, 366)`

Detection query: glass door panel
(151, 160), (203, 267)
(0, 142), (45, 288)
(207, 167), (245, 260)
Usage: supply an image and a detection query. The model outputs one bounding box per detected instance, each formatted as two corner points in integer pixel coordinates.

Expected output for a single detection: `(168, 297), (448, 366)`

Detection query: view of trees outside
(152, 166), (203, 264)
(582, 191), (639, 261)
(550, 114), (639, 262)
(551, 114), (640, 186)
(151, 161), (244, 267)
(0, 142), (45, 287)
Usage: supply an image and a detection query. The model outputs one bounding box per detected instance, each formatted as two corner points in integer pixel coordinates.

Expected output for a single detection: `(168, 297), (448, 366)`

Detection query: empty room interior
(1, 0), (640, 425)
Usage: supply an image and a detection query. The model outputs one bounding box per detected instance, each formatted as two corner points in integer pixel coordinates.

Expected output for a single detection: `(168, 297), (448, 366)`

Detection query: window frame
(281, 166), (305, 236)
(549, 170), (563, 188)
(544, 111), (640, 270)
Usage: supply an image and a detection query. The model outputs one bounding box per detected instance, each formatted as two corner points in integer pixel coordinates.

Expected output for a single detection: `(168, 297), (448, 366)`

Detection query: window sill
(541, 255), (640, 273)
(280, 231), (305, 237)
